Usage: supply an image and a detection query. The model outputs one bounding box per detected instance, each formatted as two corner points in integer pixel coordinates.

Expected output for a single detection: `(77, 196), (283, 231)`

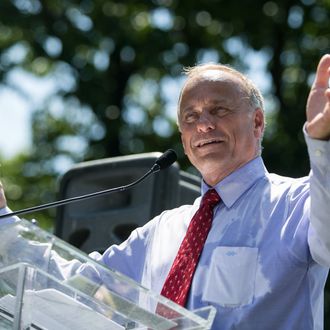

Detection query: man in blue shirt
(1, 54), (330, 329)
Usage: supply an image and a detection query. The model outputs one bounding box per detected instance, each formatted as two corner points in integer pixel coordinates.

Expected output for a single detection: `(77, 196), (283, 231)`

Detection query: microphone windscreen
(155, 149), (177, 170)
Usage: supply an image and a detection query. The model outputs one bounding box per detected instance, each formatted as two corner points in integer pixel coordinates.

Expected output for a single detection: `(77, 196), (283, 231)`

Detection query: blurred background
(0, 0), (329, 325)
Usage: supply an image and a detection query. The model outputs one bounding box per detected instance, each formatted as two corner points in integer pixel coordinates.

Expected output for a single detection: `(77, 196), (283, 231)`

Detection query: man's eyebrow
(208, 98), (233, 105)
(180, 105), (195, 113)
(181, 99), (229, 111)
(179, 103), (203, 115)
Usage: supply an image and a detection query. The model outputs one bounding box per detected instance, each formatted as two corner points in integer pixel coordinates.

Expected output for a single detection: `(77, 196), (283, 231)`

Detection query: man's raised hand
(306, 54), (330, 140)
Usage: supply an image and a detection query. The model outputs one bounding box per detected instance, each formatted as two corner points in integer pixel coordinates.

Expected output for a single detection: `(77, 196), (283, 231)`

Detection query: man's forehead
(182, 70), (244, 95)
(196, 69), (235, 81)
(179, 71), (248, 113)
(184, 70), (244, 90)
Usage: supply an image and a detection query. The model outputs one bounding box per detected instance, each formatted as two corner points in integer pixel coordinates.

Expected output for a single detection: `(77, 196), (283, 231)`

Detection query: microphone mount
(0, 150), (177, 220)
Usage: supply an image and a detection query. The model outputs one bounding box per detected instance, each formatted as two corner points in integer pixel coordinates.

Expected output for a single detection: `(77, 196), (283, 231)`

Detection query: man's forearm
(305, 130), (330, 266)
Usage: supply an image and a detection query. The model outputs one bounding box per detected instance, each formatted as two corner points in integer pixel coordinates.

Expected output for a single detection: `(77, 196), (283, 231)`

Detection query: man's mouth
(195, 138), (223, 147)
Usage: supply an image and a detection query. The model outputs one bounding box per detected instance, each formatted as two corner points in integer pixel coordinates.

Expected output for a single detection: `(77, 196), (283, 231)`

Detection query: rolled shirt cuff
(0, 206), (20, 225)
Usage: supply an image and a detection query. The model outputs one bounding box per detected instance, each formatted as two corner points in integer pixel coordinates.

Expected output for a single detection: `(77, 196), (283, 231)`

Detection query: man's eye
(213, 107), (229, 116)
(184, 113), (198, 123)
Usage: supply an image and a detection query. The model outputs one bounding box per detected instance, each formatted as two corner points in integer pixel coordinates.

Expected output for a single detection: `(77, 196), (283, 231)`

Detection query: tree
(0, 0), (330, 325)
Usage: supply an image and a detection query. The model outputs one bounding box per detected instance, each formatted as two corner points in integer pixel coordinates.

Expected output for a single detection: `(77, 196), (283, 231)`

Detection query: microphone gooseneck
(0, 150), (177, 220)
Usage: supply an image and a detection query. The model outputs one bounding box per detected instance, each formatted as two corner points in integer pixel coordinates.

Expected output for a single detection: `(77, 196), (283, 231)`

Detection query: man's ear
(253, 108), (265, 139)
(180, 133), (187, 155)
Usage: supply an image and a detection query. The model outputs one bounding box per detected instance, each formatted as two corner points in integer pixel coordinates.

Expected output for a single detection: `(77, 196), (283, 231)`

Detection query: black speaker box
(55, 152), (200, 253)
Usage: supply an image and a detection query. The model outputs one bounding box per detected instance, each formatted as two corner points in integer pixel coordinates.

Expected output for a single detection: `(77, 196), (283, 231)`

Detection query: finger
(326, 88), (330, 102)
(313, 54), (330, 88)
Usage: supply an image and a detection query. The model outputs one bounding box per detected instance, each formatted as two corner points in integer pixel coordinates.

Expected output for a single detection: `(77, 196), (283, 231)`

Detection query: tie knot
(201, 189), (220, 208)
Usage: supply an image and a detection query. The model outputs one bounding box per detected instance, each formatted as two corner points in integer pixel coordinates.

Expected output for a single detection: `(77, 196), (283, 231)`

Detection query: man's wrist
(304, 123), (330, 168)
(0, 206), (20, 225)
(305, 121), (330, 141)
(0, 205), (10, 215)
(0, 181), (7, 209)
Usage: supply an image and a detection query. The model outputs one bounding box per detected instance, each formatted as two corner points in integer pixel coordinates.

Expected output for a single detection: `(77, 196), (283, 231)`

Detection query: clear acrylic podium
(0, 219), (215, 329)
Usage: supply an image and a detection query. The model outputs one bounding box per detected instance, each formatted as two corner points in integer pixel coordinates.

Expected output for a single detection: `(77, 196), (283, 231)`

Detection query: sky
(0, 87), (32, 158)
(0, 69), (57, 159)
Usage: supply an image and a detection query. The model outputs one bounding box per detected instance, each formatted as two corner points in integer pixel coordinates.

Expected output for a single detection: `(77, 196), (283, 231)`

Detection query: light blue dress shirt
(1, 133), (329, 329)
(89, 133), (330, 330)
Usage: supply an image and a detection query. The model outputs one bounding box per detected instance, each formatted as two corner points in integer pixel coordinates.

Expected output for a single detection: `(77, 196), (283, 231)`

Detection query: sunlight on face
(179, 71), (264, 186)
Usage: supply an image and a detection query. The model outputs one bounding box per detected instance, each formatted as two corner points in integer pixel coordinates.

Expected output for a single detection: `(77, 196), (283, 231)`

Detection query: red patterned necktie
(160, 188), (220, 307)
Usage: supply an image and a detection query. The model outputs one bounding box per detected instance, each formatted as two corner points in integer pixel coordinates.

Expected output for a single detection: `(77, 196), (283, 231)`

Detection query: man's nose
(196, 114), (215, 132)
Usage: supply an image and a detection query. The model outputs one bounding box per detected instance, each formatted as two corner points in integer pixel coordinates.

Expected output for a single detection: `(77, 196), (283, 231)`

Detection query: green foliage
(1, 0), (329, 176)
(0, 153), (55, 229)
(0, 0), (329, 322)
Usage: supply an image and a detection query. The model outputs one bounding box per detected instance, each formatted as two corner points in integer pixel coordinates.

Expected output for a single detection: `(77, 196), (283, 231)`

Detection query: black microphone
(151, 149), (178, 172)
(0, 150), (177, 220)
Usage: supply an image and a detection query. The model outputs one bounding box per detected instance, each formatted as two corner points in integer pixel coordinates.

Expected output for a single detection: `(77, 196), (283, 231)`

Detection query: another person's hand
(306, 54), (330, 140)
(0, 181), (7, 209)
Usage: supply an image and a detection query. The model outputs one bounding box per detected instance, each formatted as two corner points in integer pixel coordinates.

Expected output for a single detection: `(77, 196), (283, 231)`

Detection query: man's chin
(190, 150), (226, 167)
(195, 147), (225, 159)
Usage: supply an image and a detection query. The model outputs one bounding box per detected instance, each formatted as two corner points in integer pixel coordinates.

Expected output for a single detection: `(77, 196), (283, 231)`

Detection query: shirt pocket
(202, 246), (258, 307)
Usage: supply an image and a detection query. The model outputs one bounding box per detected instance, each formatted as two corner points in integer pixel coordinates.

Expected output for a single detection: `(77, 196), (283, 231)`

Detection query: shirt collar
(201, 157), (268, 208)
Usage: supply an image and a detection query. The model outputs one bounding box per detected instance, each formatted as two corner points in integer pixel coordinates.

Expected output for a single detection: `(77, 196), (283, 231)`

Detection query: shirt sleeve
(93, 216), (158, 283)
(305, 127), (330, 267)
(0, 206), (20, 225)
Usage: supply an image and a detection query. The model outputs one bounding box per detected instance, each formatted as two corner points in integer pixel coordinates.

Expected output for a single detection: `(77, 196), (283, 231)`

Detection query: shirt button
(315, 149), (323, 157)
